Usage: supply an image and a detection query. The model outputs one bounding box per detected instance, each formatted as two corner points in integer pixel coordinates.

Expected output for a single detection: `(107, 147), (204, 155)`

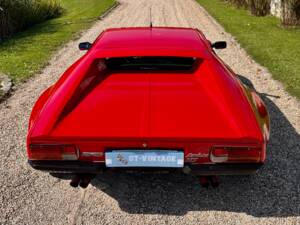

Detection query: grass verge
(197, 0), (300, 99)
(0, 0), (116, 82)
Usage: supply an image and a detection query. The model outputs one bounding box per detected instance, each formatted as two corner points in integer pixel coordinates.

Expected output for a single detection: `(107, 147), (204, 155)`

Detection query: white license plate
(105, 150), (184, 168)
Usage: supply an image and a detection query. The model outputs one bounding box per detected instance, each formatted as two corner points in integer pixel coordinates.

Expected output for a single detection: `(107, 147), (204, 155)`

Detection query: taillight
(29, 144), (78, 160)
(210, 146), (261, 163)
(80, 151), (103, 162)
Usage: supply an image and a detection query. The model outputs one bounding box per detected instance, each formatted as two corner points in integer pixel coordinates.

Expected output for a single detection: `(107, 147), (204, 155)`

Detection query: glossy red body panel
(27, 27), (269, 165)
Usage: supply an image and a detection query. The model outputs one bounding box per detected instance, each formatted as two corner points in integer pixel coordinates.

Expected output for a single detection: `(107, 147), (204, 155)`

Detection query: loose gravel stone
(0, 0), (299, 224)
(0, 73), (12, 100)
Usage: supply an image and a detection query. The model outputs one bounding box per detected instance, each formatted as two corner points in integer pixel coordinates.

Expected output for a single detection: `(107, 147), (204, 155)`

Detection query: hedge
(0, 0), (63, 40)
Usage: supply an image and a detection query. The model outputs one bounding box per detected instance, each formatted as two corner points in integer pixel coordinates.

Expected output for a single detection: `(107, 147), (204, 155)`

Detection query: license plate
(105, 150), (184, 168)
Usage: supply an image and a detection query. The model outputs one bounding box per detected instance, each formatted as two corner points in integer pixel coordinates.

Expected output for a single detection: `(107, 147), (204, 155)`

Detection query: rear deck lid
(50, 58), (260, 140)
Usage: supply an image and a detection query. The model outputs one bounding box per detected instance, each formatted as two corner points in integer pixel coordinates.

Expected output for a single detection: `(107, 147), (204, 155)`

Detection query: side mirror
(79, 42), (92, 50)
(211, 41), (227, 49)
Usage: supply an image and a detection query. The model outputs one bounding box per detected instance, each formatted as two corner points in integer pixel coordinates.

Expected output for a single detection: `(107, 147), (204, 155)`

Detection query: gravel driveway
(0, 0), (299, 224)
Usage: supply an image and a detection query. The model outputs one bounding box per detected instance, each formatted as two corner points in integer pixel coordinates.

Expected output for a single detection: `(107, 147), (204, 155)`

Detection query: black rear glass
(105, 57), (196, 71)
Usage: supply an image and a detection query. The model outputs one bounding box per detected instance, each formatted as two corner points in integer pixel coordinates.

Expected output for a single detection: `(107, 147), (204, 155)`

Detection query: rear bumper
(28, 160), (263, 175)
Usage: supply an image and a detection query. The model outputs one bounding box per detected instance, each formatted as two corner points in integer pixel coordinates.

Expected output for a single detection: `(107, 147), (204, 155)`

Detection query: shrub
(225, 0), (271, 16)
(281, 0), (300, 25)
(249, 0), (271, 16)
(0, 0), (63, 40)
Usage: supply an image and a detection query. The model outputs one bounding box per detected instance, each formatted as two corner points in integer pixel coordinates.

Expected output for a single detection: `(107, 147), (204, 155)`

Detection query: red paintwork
(27, 27), (269, 164)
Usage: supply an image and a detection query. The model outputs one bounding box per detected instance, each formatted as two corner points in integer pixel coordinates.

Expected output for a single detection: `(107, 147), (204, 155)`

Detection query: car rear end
(28, 55), (266, 175)
(28, 137), (265, 176)
(27, 28), (268, 186)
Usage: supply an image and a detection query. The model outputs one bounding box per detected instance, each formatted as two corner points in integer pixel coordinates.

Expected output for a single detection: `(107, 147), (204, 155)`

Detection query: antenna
(149, 7), (153, 28)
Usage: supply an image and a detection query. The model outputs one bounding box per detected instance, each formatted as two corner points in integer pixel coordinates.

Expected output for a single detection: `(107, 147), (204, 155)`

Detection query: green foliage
(0, 0), (63, 39)
(197, 0), (300, 99)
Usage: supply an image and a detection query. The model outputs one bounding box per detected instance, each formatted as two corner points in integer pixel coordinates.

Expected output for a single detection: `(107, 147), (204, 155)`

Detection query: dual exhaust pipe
(69, 174), (220, 189)
(70, 174), (95, 188)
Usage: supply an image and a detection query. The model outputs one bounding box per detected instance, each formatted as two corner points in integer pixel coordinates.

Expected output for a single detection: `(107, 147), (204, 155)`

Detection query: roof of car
(93, 27), (212, 58)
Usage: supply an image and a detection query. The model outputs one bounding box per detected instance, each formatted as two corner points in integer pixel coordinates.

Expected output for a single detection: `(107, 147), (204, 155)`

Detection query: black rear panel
(105, 56), (196, 71)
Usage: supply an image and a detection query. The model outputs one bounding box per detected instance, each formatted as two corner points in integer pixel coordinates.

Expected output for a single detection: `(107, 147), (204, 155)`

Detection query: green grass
(0, 0), (116, 82)
(197, 0), (300, 99)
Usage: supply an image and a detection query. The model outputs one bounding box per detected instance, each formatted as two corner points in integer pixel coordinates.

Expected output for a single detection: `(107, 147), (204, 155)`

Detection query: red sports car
(27, 27), (270, 188)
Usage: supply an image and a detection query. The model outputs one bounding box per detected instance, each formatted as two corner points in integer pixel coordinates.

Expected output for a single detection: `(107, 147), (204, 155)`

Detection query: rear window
(105, 57), (196, 71)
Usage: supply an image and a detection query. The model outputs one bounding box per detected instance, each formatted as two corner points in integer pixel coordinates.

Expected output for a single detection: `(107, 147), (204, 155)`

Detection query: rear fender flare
(28, 86), (54, 131)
